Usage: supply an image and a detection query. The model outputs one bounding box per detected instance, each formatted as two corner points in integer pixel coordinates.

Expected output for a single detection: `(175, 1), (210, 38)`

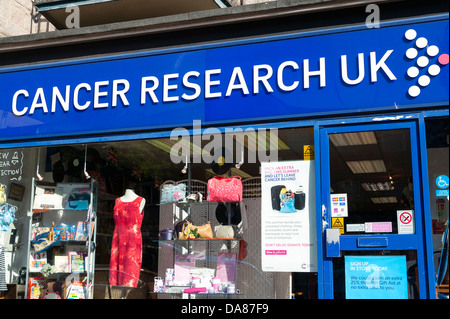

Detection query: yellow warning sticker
(304, 145), (314, 160)
(332, 217), (344, 234)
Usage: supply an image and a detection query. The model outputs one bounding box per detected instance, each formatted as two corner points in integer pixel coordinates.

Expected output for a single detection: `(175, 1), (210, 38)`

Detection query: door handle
(357, 237), (388, 248)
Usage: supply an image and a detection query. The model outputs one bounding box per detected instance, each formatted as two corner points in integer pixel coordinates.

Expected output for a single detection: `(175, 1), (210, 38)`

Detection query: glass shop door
(319, 121), (432, 299)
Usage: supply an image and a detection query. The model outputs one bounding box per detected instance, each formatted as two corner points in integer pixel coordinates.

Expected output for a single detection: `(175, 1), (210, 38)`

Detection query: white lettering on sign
(253, 64), (274, 94)
(0, 151), (24, 181)
(303, 57), (326, 89)
(370, 50), (397, 82)
(341, 53), (365, 85)
(226, 67), (249, 96)
(11, 51), (397, 117)
(13, 80), (131, 116)
(163, 73), (179, 102)
(277, 61), (299, 91)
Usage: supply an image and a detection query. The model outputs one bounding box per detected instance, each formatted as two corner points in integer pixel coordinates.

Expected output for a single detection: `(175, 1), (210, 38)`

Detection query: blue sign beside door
(345, 256), (408, 299)
(436, 175), (449, 189)
(436, 175), (449, 197)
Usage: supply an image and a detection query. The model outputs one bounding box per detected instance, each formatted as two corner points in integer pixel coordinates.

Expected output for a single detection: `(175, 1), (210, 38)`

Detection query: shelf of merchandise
(24, 178), (98, 299)
(158, 194), (242, 299)
(152, 291), (242, 298)
(156, 235), (241, 299)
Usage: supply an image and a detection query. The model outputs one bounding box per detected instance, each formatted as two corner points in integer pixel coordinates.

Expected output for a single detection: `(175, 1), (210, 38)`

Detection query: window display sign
(261, 160), (317, 272)
(365, 222), (392, 233)
(330, 193), (348, 217)
(0, 150), (24, 181)
(397, 210), (415, 234)
(345, 256), (408, 299)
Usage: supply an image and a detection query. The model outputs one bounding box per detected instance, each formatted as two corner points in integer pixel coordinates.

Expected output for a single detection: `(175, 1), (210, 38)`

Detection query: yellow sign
(304, 145), (314, 160)
(332, 217), (344, 234)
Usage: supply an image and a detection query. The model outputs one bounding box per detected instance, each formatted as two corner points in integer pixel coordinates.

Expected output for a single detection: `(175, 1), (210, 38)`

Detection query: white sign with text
(261, 160), (317, 272)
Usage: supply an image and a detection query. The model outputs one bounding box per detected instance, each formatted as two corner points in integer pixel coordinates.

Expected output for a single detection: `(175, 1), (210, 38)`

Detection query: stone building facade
(0, 0), (55, 37)
(0, 0), (278, 37)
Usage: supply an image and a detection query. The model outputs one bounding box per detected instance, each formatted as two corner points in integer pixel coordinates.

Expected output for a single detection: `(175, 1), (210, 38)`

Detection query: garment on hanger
(0, 233), (6, 292)
(0, 204), (17, 232)
(109, 195), (145, 287)
(0, 194), (15, 293)
(0, 184), (6, 206)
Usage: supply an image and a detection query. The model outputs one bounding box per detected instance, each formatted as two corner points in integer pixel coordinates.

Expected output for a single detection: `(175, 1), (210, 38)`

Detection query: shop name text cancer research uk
(10, 51), (395, 117)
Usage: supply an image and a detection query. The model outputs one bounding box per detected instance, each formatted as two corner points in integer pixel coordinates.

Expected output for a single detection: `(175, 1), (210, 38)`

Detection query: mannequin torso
(120, 189), (146, 212)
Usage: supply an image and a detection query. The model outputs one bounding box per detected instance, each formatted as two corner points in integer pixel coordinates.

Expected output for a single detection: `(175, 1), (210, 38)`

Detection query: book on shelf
(75, 221), (88, 241)
(54, 255), (69, 273)
(68, 251), (88, 273)
(29, 252), (47, 272)
(28, 277), (47, 299)
(74, 221), (95, 241)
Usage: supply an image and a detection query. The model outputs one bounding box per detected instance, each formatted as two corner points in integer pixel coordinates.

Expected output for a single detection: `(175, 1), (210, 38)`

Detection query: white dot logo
(404, 28), (449, 98)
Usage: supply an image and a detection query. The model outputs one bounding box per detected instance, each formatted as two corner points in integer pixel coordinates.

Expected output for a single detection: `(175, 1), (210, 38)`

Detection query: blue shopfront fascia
(0, 14), (448, 143)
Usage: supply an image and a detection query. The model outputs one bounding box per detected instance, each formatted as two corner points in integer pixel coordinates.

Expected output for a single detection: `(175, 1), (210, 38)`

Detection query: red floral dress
(109, 197), (144, 287)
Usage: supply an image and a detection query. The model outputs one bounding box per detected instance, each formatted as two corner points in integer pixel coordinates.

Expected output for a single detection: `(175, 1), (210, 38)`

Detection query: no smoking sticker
(400, 212), (412, 224)
(397, 210), (415, 234)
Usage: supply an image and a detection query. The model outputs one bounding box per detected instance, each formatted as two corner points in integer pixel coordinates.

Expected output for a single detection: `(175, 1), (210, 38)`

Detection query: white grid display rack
(157, 177), (290, 299)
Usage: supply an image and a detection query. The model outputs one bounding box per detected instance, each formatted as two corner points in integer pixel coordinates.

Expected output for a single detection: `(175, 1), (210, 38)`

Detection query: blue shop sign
(345, 256), (408, 299)
(0, 15), (448, 141)
(436, 190), (449, 197)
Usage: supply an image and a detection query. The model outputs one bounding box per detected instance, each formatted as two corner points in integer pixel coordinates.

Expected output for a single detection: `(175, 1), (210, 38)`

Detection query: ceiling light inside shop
(146, 139), (175, 154)
(361, 182), (392, 192)
(346, 160), (386, 174)
(146, 139), (207, 157)
(243, 130), (290, 152)
(370, 197), (398, 204)
(330, 131), (377, 146)
(205, 167), (252, 178)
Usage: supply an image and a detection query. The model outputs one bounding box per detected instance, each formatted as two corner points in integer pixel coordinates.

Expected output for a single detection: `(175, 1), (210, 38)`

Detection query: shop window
(0, 147), (35, 299)
(0, 126), (317, 299)
(328, 128), (415, 235)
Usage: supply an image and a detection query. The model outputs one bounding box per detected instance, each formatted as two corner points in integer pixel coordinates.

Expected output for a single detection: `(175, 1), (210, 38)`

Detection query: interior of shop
(60, 127), (314, 298)
(0, 119), (448, 299)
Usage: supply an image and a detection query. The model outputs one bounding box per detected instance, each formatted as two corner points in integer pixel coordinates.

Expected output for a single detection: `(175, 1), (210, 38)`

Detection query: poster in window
(261, 160), (317, 272)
